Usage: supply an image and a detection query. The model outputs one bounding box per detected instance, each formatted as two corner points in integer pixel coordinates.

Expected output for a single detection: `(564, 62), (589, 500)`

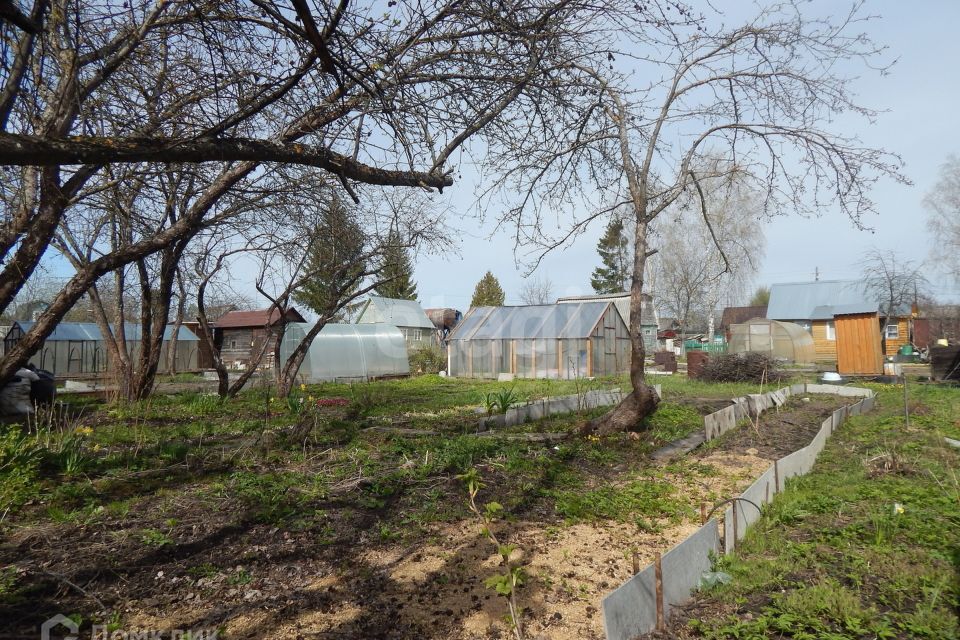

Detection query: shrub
(699, 352), (783, 384)
(409, 345), (446, 375)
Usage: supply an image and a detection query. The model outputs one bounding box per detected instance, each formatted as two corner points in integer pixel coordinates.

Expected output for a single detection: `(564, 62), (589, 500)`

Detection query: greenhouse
(280, 323), (410, 383)
(447, 302), (630, 379)
(727, 318), (816, 363)
(2, 321), (200, 376)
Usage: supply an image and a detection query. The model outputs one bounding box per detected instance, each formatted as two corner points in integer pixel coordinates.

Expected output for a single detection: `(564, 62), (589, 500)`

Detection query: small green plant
(187, 563), (219, 579)
(227, 568), (252, 585)
(486, 385), (520, 415)
(140, 528), (174, 547)
(347, 384), (382, 419)
(459, 468), (525, 640)
(185, 393), (222, 416)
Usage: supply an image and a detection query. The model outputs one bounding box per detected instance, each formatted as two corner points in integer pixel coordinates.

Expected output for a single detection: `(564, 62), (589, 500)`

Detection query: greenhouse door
(604, 319), (619, 374)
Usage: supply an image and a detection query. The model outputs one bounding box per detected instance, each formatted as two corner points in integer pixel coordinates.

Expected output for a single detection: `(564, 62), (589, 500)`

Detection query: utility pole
(814, 266), (820, 282)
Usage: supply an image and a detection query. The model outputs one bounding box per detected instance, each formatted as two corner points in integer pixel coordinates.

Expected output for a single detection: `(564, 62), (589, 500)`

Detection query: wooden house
(354, 296), (437, 351)
(767, 280), (914, 374)
(213, 307), (306, 370)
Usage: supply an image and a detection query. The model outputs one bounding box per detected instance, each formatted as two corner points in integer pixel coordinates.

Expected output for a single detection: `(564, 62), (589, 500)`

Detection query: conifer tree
(376, 229), (418, 300)
(591, 218), (631, 294)
(470, 271), (505, 307)
(293, 198), (366, 318)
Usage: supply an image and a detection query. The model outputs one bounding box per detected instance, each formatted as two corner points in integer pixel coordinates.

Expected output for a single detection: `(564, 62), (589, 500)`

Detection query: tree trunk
(165, 271), (187, 375)
(586, 218), (660, 435)
(276, 318), (327, 397)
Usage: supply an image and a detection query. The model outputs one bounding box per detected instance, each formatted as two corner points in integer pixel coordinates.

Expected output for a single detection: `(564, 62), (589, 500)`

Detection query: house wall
(811, 320), (838, 361)
(399, 326), (438, 352)
(883, 317), (909, 356)
(218, 327), (279, 369)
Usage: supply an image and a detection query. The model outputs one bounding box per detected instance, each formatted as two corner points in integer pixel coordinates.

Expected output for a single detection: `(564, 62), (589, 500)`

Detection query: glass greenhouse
(728, 318), (816, 363)
(447, 302), (630, 379)
(2, 321), (200, 376)
(280, 323), (410, 383)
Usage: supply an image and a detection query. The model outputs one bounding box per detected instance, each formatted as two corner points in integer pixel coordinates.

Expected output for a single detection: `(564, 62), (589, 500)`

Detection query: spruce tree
(470, 271), (505, 307)
(590, 218), (631, 294)
(375, 229), (418, 300)
(293, 198), (366, 318)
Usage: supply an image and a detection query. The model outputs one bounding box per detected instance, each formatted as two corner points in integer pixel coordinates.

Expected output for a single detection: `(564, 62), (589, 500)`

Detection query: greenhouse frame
(727, 318), (816, 363)
(280, 323), (410, 383)
(447, 302), (630, 379)
(2, 321), (201, 376)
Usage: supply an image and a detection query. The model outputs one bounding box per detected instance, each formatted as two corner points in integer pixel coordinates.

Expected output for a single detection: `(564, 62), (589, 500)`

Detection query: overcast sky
(411, 0), (960, 310)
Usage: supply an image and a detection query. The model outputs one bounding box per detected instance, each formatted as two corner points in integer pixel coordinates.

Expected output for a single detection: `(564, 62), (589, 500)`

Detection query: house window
(412, 329), (422, 341)
(825, 321), (836, 341)
(230, 340), (237, 349)
(885, 323), (899, 339)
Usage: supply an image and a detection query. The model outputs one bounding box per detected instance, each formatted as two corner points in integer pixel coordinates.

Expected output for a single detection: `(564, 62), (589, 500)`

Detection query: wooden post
(654, 552), (665, 630)
(700, 502), (708, 525)
(773, 459), (780, 493)
(587, 339), (593, 377)
(632, 551), (639, 575)
(732, 500), (739, 545)
(557, 340), (562, 378)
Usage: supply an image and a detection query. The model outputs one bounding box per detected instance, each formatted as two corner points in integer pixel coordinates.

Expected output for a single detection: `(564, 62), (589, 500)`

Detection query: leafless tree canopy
(652, 161), (766, 336)
(1, 0), (663, 385)
(859, 249), (927, 330)
(518, 274), (554, 305)
(924, 155), (960, 285)
(488, 1), (907, 430)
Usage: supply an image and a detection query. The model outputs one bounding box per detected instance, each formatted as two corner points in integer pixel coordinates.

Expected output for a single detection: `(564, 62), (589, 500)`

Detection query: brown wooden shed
(835, 312), (883, 375)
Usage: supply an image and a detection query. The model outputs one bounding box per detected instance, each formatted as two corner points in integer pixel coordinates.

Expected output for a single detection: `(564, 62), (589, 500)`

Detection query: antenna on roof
(814, 267), (820, 282)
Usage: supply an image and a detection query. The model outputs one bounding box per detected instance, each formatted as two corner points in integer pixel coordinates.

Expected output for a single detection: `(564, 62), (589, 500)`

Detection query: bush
(700, 352), (783, 384)
(409, 345), (446, 375)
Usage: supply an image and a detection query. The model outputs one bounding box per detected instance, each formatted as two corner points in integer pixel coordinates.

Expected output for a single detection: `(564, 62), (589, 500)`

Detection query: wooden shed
(835, 312), (883, 375)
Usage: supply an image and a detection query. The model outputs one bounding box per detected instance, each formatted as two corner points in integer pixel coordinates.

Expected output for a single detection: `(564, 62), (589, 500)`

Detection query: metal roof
(214, 307), (305, 328)
(448, 302), (619, 340)
(356, 296), (435, 329)
(9, 321), (199, 342)
(767, 280), (877, 320)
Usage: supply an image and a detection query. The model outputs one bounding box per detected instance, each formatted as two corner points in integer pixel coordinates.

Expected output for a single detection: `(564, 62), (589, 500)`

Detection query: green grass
(685, 382), (960, 640)
(551, 475), (692, 531)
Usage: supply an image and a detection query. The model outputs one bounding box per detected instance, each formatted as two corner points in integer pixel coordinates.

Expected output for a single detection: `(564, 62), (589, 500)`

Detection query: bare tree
(860, 249), (927, 350)
(1, 0), (639, 386)
(490, 2), (906, 432)
(924, 155), (960, 284)
(654, 162), (766, 340)
(518, 275), (555, 305)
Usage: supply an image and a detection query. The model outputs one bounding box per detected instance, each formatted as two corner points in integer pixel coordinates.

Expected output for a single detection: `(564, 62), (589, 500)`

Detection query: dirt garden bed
(0, 382), (849, 640)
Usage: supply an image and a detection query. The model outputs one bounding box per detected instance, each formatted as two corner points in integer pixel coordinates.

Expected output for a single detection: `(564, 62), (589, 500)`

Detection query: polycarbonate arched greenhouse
(280, 323), (410, 383)
(447, 302), (630, 379)
(727, 318), (816, 363)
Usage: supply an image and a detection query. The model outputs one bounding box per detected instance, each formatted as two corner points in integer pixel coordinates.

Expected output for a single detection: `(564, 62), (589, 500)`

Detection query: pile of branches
(699, 353), (783, 384)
